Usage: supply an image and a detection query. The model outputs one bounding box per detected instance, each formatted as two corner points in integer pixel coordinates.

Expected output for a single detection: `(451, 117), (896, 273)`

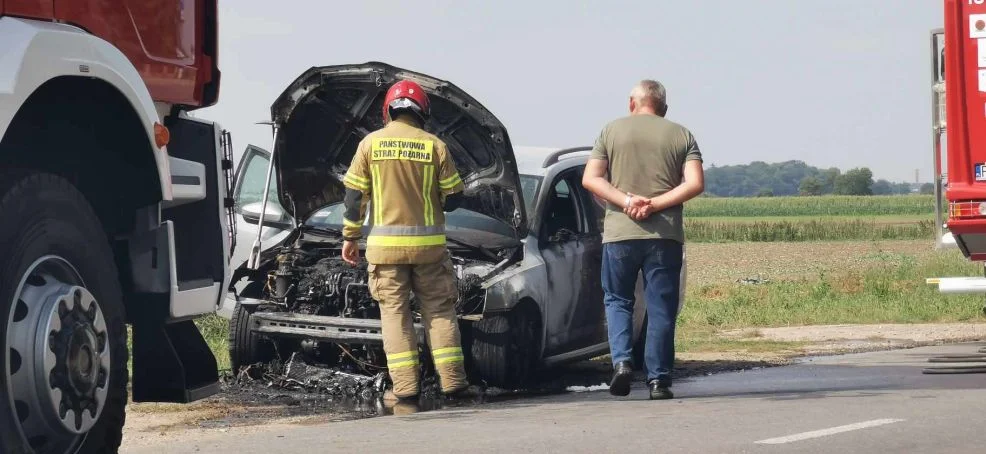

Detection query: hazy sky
(196, 0), (942, 183)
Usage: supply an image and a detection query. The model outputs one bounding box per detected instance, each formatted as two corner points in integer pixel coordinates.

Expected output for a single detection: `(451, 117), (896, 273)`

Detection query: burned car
(225, 62), (685, 388)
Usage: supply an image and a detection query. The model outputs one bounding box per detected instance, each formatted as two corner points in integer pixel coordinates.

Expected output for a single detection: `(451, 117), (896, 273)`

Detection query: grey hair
(630, 79), (667, 108)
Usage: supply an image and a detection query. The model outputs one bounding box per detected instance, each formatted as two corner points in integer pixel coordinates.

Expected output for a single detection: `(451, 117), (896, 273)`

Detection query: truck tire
(228, 301), (274, 376)
(0, 171), (128, 454)
(470, 306), (540, 389)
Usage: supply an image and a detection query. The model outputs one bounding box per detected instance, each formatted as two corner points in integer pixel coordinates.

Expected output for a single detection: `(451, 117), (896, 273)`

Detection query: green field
(684, 195), (937, 242)
(686, 194), (935, 217)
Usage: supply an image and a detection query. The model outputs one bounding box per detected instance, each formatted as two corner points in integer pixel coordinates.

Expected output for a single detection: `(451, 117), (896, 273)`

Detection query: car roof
(514, 146), (591, 177)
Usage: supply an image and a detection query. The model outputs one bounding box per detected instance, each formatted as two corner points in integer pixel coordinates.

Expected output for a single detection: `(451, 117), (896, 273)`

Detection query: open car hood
(270, 62), (528, 238)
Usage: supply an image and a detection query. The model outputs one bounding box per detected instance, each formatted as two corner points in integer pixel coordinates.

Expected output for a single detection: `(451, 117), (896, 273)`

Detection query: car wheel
(0, 171), (128, 454)
(228, 299), (275, 376)
(470, 306), (540, 388)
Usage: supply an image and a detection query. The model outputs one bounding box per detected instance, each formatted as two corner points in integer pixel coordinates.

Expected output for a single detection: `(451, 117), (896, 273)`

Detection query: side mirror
(241, 201), (285, 224)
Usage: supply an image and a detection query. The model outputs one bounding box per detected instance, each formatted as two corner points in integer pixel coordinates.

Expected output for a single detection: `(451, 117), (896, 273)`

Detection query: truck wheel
(228, 301), (274, 375)
(470, 306), (540, 389)
(0, 172), (128, 454)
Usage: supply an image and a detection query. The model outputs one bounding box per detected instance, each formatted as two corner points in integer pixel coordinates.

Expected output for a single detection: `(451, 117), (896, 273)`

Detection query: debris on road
(230, 353), (388, 399)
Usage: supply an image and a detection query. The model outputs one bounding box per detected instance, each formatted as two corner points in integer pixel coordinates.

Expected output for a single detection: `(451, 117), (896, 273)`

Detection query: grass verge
(678, 249), (986, 344)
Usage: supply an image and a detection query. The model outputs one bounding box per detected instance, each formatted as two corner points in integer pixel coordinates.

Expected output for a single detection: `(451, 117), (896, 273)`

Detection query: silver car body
(222, 144), (687, 366)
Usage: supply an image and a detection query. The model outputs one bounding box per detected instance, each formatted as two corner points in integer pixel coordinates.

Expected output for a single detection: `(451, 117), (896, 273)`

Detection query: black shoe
(648, 380), (673, 400)
(609, 361), (634, 396)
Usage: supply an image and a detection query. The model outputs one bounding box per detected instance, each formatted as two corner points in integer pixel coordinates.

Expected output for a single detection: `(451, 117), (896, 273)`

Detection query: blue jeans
(602, 239), (683, 385)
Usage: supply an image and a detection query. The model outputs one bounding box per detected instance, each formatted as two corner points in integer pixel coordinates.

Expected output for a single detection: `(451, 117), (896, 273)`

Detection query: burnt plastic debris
(233, 352), (388, 399)
(222, 353), (490, 419)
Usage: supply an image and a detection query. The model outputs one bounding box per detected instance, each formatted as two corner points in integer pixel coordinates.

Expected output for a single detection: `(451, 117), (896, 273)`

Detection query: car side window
(233, 151), (281, 213)
(542, 172), (585, 242)
(572, 166), (606, 234)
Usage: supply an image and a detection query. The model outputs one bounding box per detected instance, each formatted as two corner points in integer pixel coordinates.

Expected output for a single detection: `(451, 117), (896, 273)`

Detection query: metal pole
(248, 122), (278, 270)
(931, 29), (946, 249)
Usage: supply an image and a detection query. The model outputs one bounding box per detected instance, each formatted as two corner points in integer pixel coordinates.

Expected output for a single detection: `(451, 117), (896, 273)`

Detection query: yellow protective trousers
(367, 255), (467, 398)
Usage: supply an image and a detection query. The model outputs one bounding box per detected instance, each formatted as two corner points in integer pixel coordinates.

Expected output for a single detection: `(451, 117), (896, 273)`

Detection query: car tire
(0, 171), (128, 454)
(470, 306), (540, 388)
(228, 300), (275, 375)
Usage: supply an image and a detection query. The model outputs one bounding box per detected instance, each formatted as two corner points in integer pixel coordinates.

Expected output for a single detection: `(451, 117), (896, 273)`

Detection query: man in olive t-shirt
(582, 79), (705, 400)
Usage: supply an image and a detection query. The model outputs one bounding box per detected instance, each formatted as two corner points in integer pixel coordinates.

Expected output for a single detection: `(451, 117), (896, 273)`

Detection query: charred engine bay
(265, 244), (489, 320)
(240, 237), (495, 392)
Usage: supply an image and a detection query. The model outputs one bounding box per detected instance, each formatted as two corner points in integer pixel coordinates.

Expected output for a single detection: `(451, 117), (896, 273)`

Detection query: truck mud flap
(131, 314), (221, 403)
(251, 312), (426, 345)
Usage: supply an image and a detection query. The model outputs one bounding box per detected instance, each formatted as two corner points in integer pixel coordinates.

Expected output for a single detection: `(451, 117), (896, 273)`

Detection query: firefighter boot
(369, 263), (421, 399)
(412, 258), (469, 393)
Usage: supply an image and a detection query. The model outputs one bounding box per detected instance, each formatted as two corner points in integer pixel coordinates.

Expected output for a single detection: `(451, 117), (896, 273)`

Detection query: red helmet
(383, 80), (430, 122)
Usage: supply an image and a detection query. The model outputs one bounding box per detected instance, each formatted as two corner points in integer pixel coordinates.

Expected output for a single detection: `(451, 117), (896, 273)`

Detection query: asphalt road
(122, 343), (986, 453)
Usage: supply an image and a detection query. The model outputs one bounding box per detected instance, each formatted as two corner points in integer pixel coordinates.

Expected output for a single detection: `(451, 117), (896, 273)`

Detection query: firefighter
(340, 79), (469, 401)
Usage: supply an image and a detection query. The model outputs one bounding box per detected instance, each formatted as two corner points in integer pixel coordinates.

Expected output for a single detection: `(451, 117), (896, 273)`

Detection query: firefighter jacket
(342, 117), (465, 265)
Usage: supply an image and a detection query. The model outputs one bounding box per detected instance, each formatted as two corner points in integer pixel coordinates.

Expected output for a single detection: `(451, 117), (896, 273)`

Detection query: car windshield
(306, 174), (543, 239)
(305, 202), (520, 249)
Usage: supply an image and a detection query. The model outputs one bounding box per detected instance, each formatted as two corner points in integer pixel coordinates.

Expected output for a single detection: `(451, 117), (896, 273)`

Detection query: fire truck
(928, 0), (986, 297)
(0, 2), (230, 453)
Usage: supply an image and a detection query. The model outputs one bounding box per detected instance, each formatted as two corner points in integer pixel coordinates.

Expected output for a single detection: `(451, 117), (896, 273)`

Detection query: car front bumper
(250, 311), (426, 345)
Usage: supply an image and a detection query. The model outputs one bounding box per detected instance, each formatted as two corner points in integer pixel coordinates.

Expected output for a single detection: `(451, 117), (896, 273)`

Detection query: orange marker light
(154, 122), (170, 148)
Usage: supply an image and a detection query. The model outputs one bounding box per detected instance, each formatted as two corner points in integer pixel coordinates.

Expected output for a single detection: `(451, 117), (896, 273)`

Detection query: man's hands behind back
(624, 195), (654, 221)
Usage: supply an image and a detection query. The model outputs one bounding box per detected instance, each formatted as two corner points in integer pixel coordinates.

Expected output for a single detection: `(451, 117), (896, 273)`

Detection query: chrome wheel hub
(6, 256), (110, 451)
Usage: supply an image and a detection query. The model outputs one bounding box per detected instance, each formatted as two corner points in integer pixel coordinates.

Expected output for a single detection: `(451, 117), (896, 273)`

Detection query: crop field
(685, 195), (936, 242)
(685, 194), (935, 217)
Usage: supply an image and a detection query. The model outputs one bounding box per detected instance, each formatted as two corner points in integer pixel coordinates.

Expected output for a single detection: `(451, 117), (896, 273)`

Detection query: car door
(539, 169), (596, 356)
(229, 145), (293, 270)
(568, 165), (609, 349)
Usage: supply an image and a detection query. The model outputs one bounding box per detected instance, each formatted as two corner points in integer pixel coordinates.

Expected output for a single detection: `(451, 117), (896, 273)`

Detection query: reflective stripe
(439, 173), (462, 190)
(371, 164), (383, 225)
(387, 351), (420, 369)
(344, 173), (370, 190)
(370, 225), (445, 236)
(387, 351), (417, 360)
(343, 217), (362, 229)
(434, 356), (464, 365)
(388, 358), (420, 369)
(367, 234), (446, 247)
(431, 347), (464, 364)
(423, 165), (435, 226)
(432, 347), (462, 356)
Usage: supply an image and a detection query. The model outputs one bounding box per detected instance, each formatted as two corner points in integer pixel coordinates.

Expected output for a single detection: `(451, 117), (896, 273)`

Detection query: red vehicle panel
(3, 0), (53, 19)
(2, 0), (218, 107)
(944, 0), (986, 253)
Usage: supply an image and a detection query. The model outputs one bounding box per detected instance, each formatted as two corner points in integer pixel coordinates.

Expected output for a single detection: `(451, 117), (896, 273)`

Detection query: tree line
(703, 160), (933, 197)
